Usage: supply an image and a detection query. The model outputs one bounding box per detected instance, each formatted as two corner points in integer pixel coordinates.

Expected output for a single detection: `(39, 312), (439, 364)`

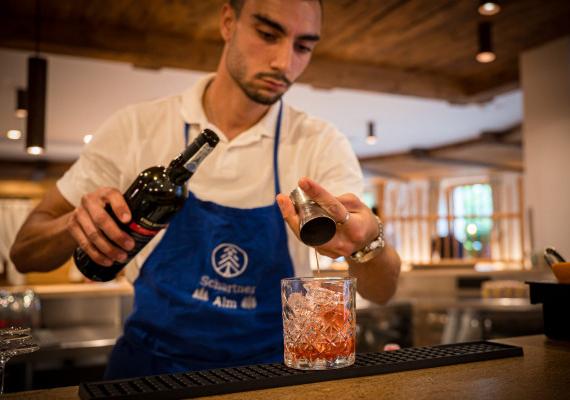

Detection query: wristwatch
(349, 216), (385, 263)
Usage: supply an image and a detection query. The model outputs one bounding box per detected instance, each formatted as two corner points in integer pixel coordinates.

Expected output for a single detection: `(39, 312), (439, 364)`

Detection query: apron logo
(192, 287), (209, 302)
(241, 296), (257, 309)
(211, 243), (249, 279)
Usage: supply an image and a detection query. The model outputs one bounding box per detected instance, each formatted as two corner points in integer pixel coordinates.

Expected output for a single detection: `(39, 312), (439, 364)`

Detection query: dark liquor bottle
(73, 128), (220, 282)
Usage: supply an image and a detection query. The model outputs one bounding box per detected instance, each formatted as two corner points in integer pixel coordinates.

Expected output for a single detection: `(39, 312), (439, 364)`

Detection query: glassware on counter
(0, 327), (39, 394)
(281, 277), (356, 370)
(0, 290), (41, 329)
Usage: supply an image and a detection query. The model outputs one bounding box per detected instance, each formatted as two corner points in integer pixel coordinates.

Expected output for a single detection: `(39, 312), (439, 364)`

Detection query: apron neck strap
(272, 101), (284, 195)
(183, 101), (284, 195)
(184, 122), (191, 147)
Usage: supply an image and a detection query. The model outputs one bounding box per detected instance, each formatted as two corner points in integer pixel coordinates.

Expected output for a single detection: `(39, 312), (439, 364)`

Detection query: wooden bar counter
(4, 335), (569, 400)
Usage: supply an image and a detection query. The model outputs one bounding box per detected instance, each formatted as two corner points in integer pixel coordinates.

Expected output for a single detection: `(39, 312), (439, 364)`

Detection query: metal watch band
(349, 215), (385, 263)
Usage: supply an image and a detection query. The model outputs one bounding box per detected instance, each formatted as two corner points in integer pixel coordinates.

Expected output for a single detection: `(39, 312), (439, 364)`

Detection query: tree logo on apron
(211, 243), (249, 278)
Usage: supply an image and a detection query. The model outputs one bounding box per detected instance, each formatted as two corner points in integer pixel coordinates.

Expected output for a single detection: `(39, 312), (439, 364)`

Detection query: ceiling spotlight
(366, 121), (377, 145)
(7, 129), (22, 140)
(83, 134), (93, 144)
(15, 88), (28, 119)
(476, 22), (496, 63)
(26, 146), (44, 155)
(478, 1), (501, 16)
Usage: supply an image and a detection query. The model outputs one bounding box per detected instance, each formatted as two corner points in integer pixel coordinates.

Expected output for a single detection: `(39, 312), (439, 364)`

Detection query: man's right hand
(67, 187), (135, 266)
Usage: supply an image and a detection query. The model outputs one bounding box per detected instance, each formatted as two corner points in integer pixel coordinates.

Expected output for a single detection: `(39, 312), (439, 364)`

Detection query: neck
(203, 73), (271, 141)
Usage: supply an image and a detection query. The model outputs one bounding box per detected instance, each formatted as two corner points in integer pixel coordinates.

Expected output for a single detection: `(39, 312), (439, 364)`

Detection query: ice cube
(304, 282), (342, 313)
(287, 292), (308, 314)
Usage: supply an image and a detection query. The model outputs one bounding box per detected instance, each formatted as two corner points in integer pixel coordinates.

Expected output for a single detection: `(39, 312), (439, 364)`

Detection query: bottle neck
(166, 128), (219, 186)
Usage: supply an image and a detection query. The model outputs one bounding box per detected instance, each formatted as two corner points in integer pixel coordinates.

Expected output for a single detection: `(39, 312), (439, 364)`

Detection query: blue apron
(105, 104), (295, 379)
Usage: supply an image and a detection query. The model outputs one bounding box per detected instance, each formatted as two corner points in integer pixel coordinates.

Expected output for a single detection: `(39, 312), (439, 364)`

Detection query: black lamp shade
(476, 22), (496, 63)
(16, 88), (28, 118)
(26, 56), (47, 152)
(479, 22), (493, 52)
(366, 121), (377, 144)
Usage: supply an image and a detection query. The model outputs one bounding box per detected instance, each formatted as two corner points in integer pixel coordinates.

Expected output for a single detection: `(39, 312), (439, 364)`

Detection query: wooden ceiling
(1, 0), (569, 102)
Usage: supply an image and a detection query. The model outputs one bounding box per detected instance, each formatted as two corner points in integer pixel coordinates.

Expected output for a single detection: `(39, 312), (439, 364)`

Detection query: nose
(270, 40), (294, 75)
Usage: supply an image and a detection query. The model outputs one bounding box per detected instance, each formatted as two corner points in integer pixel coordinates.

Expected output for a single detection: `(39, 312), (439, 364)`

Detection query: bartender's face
(222, 0), (322, 105)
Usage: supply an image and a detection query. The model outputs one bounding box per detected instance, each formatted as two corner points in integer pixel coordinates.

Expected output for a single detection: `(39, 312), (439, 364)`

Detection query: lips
(260, 78), (287, 90)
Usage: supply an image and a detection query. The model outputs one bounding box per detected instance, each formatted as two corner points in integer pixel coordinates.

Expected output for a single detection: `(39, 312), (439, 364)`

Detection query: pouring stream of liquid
(314, 248), (320, 276)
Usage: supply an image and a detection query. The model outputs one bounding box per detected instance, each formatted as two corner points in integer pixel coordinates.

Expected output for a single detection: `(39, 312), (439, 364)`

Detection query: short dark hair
(229, 0), (245, 16)
(229, 0), (322, 18)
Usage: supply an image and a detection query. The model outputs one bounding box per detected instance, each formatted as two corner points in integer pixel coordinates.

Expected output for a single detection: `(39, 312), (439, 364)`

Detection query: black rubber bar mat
(78, 341), (522, 399)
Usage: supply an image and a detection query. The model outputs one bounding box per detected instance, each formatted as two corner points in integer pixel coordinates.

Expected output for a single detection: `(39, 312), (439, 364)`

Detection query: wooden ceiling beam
(409, 149), (523, 172)
(0, 16), (472, 102)
(0, 159), (72, 180)
(359, 124), (522, 178)
(361, 167), (410, 182)
(301, 57), (468, 101)
(0, 17), (223, 72)
(480, 130), (523, 148)
(359, 124), (522, 164)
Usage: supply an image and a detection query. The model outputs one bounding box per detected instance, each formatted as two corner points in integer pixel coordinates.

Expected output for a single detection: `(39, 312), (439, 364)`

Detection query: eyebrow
(252, 13), (321, 42)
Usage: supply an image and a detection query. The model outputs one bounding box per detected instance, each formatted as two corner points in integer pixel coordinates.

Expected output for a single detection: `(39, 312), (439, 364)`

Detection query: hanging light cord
(34, 0), (41, 56)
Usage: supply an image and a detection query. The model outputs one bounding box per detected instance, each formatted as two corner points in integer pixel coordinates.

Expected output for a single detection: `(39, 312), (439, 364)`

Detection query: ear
(220, 3), (236, 42)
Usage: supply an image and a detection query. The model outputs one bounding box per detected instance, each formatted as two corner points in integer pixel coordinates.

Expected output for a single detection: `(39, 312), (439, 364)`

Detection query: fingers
(75, 206), (128, 263)
(68, 211), (114, 266)
(279, 179), (378, 260)
(105, 189), (131, 224)
(278, 190), (355, 256)
(336, 193), (364, 211)
(298, 177), (348, 223)
(296, 179), (377, 257)
(82, 188), (135, 252)
(69, 187), (135, 266)
(276, 193), (301, 237)
(338, 193), (379, 249)
(315, 236), (355, 258)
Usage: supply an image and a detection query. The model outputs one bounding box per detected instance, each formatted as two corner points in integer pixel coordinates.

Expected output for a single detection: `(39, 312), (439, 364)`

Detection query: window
(452, 183), (493, 259)
(376, 174), (524, 266)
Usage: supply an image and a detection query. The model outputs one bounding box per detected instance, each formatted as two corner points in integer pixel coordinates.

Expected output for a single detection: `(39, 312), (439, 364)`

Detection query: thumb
(276, 193), (301, 237)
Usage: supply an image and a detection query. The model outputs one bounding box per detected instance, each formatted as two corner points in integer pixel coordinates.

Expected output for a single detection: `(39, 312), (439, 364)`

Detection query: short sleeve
(56, 108), (133, 207)
(312, 126), (364, 200)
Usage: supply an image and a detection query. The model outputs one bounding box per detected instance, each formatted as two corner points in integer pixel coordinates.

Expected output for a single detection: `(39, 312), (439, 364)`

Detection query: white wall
(0, 48), (522, 160)
(521, 36), (570, 259)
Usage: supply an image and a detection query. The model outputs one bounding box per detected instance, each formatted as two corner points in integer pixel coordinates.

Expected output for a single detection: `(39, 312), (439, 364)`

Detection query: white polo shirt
(57, 75), (364, 279)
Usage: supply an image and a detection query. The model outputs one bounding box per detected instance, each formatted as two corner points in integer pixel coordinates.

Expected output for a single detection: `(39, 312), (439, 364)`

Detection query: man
(10, 0), (400, 378)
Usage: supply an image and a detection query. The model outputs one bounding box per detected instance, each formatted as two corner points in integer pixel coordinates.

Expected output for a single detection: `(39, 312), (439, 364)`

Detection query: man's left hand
(276, 177), (378, 258)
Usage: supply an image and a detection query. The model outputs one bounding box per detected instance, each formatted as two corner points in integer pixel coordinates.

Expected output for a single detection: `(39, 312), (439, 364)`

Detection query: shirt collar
(179, 73), (212, 129)
(180, 73), (282, 141)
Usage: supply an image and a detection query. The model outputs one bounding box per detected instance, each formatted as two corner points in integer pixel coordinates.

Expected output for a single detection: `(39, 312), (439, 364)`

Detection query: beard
(236, 73), (289, 105)
(226, 41), (292, 105)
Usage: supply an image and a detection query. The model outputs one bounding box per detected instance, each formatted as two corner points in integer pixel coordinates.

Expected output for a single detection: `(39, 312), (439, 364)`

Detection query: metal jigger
(290, 187), (336, 246)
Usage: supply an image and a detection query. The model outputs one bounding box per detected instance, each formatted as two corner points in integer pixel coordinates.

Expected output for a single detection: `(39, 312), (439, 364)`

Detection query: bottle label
(128, 222), (161, 237)
(126, 222), (167, 257)
(185, 143), (215, 174)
